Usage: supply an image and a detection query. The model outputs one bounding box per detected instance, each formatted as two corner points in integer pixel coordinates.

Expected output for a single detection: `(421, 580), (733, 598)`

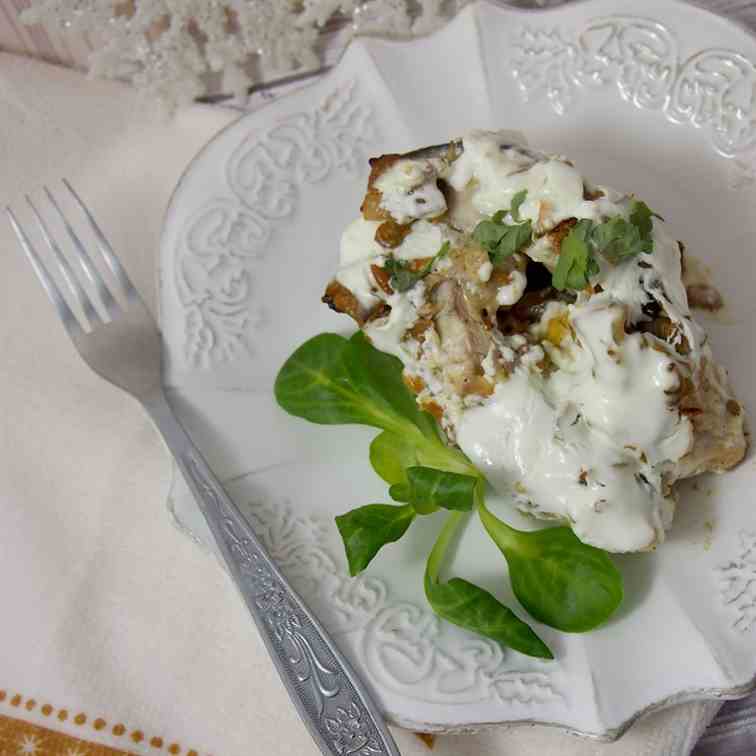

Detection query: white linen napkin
(0, 50), (726, 756)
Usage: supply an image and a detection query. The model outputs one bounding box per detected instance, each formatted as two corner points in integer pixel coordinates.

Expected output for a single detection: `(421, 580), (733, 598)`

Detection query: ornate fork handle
(146, 396), (398, 756)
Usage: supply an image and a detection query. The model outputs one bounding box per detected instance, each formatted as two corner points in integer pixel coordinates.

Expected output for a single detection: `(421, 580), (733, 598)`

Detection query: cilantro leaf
(384, 241), (450, 293)
(383, 258), (419, 293)
(591, 217), (647, 261)
(629, 200), (655, 242)
(472, 220), (507, 250)
(491, 222), (533, 266)
(472, 191), (533, 266)
(510, 189), (528, 223)
(553, 219), (595, 291)
(552, 197), (660, 288)
(590, 199), (659, 263)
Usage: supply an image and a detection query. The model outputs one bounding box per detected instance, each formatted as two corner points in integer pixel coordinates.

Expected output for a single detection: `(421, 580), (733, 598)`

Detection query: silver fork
(7, 182), (400, 756)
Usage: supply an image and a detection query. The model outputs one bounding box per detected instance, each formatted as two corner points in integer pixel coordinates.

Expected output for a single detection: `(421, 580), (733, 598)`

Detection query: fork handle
(145, 396), (400, 756)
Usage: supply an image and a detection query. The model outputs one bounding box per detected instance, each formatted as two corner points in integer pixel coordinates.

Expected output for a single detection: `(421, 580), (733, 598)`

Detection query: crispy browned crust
(406, 318), (433, 343)
(367, 153), (403, 188)
(678, 358), (748, 477)
(375, 219), (413, 248)
(420, 398), (444, 421)
(360, 188), (389, 221)
(547, 218), (577, 254)
(322, 280), (364, 325)
(403, 373), (426, 394)
(365, 302), (391, 323)
(370, 264), (393, 295)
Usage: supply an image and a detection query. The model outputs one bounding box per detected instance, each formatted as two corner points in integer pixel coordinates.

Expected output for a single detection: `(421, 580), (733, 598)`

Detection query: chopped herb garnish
(510, 189), (528, 222)
(552, 198), (661, 290)
(384, 240), (450, 293)
(552, 219), (598, 291)
(472, 190), (533, 266)
(492, 223), (533, 266)
(591, 216), (647, 262)
(628, 199), (662, 243)
(382, 258), (420, 293)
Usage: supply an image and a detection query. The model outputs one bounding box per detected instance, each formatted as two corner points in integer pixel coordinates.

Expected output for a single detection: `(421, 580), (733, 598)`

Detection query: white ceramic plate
(159, 0), (756, 739)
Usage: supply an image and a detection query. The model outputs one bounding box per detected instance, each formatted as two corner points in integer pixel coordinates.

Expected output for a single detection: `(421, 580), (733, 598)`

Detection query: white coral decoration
(20, 0), (476, 111)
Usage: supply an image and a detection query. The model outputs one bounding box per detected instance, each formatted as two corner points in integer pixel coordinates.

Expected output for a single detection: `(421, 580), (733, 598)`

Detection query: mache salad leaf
(425, 512), (553, 659)
(390, 466), (480, 514)
(335, 503), (415, 576)
(275, 329), (624, 653)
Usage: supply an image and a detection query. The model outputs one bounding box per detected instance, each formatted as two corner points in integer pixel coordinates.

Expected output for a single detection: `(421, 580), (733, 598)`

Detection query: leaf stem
(476, 490), (522, 553)
(426, 511), (467, 582)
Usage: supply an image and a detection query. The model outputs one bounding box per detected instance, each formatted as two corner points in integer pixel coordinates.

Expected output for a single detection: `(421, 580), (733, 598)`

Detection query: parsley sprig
(384, 241), (450, 293)
(472, 189), (533, 265)
(552, 199), (660, 291)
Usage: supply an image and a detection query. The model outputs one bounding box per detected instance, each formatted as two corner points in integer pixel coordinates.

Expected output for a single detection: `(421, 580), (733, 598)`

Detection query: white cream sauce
(394, 220), (451, 261)
(457, 222), (700, 552)
(458, 373), (677, 551)
(364, 293), (419, 360)
(375, 158), (447, 224)
(496, 270), (527, 306)
(336, 218), (384, 309)
(447, 130), (625, 232)
(478, 261), (493, 282)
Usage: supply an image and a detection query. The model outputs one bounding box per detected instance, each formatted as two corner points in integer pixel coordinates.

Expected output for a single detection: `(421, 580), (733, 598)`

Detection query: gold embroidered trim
(0, 689), (200, 755)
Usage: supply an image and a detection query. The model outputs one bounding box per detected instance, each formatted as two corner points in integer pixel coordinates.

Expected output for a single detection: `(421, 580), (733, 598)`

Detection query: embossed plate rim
(164, 468), (756, 741)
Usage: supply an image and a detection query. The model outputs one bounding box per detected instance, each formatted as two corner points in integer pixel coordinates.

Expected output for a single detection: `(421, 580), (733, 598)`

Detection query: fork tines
(6, 181), (138, 336)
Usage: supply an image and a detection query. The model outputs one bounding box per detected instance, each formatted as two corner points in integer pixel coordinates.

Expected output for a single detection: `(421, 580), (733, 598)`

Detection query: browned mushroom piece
(681, 252), (725, 312)
(686, 284), (724, 312)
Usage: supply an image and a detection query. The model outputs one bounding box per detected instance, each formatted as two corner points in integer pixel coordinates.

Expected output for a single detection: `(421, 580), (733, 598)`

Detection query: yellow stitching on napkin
(0, 712), (127, 755)
(0, 688), (205, 755)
